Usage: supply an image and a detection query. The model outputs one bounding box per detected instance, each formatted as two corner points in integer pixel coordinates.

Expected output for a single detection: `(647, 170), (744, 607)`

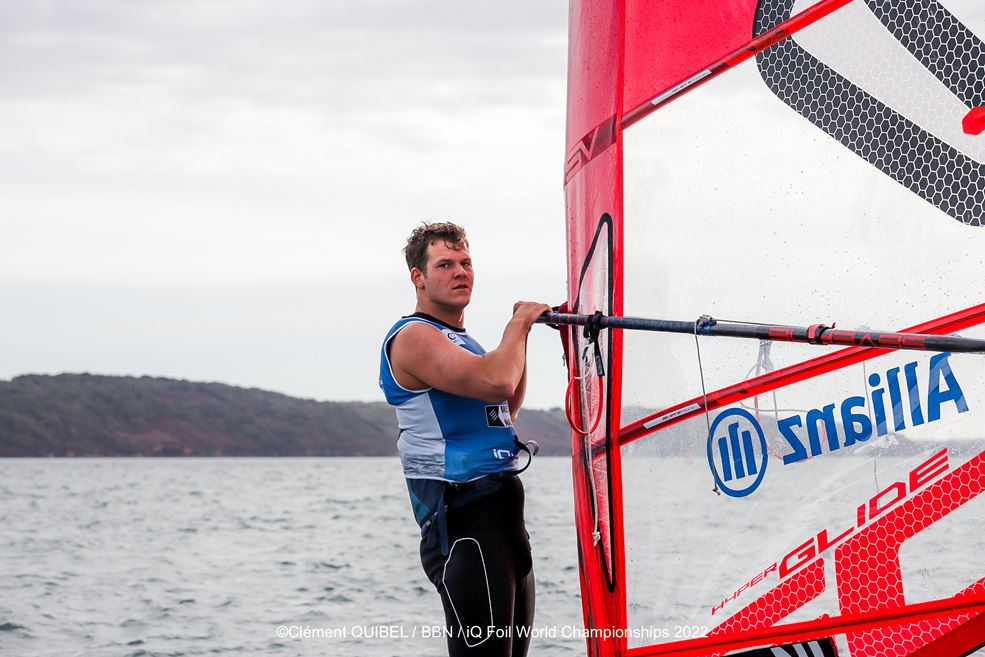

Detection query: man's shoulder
(384, 320), (444, 393)
(392, 319), (460, 351)
(385, 316), (435, 341)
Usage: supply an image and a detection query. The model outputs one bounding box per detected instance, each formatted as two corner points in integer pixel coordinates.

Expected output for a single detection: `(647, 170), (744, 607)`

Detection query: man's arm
(390, 302), (549, 404)
(507, 345), (527, 423)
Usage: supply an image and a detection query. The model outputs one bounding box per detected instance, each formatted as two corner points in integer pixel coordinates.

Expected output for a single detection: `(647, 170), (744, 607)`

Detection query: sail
(563, 1), (985, 656)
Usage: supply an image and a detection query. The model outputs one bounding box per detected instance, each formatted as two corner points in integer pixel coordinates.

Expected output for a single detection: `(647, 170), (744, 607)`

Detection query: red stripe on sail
(622, 0), (852, 129)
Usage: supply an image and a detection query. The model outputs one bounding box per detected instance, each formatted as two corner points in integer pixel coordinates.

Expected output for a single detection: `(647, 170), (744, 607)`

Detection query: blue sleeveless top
(379, 313), (520, 488)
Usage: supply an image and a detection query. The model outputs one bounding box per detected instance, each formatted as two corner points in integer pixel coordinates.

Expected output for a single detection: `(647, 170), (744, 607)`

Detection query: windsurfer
(379, 221), (549, 656)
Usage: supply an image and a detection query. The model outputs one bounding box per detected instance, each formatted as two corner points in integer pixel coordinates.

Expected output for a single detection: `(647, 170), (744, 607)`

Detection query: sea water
(5, 457), (981, 657)
(0, 457), (584, 657)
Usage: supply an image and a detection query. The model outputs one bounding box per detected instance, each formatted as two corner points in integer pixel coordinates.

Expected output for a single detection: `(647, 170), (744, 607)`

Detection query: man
(379, 221), (549, 657)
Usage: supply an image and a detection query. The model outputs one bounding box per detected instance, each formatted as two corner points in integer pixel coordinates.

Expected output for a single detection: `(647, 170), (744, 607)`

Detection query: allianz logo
(707, 353), (970, 497)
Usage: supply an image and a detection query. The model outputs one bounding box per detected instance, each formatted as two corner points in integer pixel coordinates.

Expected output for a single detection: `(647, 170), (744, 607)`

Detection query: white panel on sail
(618, 3), (985, 649)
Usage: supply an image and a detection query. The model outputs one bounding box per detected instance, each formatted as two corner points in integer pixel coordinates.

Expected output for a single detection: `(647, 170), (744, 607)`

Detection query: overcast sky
(0, 1), (571, 407)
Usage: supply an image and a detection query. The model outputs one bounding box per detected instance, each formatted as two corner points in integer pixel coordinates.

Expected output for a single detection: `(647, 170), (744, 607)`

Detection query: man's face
(418, 240), (473, 308)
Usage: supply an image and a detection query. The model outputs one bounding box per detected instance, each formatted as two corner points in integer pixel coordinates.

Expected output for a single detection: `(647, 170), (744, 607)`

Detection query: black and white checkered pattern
(754, 0), (984, 226)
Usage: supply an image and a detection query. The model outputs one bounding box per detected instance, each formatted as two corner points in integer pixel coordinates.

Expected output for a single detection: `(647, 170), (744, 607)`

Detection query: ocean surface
(0, 457), (585, 657)
(4, 456), (983, 657)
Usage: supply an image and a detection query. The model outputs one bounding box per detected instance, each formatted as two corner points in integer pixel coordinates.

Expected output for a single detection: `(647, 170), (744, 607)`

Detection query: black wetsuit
(379, 313), (535, 655)
(419, 474), (535, 657)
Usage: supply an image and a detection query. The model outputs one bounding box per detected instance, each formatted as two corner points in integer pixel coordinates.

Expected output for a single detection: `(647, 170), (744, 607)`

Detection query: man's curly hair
(403, 221), (469, 272)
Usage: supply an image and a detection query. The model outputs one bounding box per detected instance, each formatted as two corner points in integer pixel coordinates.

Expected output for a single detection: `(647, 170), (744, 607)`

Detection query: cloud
(0, 0), (570, 405)
(0, 0), (566, 108)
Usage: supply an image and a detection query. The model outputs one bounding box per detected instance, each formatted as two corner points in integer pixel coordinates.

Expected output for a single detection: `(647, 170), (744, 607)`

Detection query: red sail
(563, 1), (985, 655)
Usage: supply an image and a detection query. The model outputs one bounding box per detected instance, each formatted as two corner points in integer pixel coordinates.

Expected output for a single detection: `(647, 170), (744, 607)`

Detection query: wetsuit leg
(420, 476), (534, 657)
(509, 565), (535, 657)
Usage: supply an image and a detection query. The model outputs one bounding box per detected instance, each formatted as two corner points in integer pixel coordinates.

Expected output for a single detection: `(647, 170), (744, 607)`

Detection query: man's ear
(410, 267), (426, 289)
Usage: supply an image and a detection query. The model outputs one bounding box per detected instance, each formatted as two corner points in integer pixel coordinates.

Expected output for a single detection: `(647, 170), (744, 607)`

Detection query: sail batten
(619, 302), (985, 445)
(622, 594), (985, 657)
(621, 0), (853, 129)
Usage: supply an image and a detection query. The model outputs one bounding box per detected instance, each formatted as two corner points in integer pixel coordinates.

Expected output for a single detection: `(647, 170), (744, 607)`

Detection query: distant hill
(0, 374), (573, 457)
